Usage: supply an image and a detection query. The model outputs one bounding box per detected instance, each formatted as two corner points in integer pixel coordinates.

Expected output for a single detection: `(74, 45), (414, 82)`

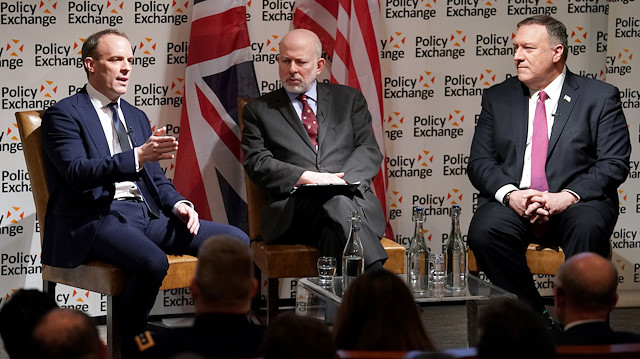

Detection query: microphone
(552, 113), (561, 117)
(126, 127), (137, 147)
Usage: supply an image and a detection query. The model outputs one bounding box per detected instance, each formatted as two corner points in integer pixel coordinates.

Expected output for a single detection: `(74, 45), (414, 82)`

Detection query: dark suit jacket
(241, 83), (385, 242)
(552, 321), (640, 345)
(41, 87), (185, 268)
(140, 313), (265, 358)
(468, 70), (630, 208)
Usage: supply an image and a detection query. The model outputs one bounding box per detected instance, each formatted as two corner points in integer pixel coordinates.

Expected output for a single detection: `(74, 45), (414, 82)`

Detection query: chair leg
(42, 279), (56, 295)
(267, 278), (279, 325)
(107, 295), (123, 359)
(251, 264), (263, 317)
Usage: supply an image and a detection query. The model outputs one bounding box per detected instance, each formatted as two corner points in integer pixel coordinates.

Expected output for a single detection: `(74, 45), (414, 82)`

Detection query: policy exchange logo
(384, 111), (404, 141)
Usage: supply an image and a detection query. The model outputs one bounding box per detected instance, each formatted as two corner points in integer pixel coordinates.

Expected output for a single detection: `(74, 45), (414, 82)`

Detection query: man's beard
(282, 75), (313, 93)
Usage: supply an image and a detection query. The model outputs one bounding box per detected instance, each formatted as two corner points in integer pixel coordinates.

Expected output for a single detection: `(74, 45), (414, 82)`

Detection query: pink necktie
(299, 94), (318, 148)
(530, 91), (549, 192)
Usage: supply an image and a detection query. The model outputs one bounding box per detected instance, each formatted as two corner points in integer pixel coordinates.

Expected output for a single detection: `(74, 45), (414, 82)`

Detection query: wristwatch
(502, 190), (515, 206)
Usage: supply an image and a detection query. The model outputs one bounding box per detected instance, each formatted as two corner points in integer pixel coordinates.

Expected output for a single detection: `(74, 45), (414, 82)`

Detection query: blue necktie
(107, 102), (131, 152)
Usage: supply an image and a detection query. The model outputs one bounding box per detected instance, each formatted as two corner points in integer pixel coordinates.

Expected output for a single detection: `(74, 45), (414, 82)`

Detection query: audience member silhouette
(262, 314), (335, 359)
(333, 269), (434, 351)
(31, 308), (106, 359)
(138, 234), (265, 358)
(477, 298), (554, 359)
(0, 289), (58, 359)
(552, 251), (640, 345)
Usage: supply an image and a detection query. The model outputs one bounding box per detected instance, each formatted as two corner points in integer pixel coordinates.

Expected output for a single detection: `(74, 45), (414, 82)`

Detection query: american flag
(174, 0), (259, 232)
(293, 0), (393, 238)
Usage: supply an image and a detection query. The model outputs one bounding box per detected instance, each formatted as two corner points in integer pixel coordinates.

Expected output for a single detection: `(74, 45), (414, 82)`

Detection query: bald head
(556, 252), (617, 312)
(278, 29), (325, 94)
(280, 29), (323, 58)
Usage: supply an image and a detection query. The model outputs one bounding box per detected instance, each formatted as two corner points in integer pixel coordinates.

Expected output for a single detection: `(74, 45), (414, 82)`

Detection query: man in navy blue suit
(467, 15), (630, 328)
(40, 29), (249, 353)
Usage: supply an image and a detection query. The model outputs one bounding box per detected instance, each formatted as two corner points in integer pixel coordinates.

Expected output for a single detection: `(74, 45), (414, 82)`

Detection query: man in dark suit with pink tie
(40, 29), (249, 354)
(467, 15), (631, 328)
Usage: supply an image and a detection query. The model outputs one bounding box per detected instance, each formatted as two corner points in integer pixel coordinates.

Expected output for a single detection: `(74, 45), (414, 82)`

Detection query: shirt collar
(285, 81), (318, 103)
(529, 67), (566, 102)
(86, 83), (120, 110)
(563, 318), (607, 331)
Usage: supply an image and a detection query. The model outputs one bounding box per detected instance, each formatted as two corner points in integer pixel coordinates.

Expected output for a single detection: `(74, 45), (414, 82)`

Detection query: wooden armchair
(16, 110), (198, 359)
(238, 99), (405, 324)
(468, 245), (565, 276)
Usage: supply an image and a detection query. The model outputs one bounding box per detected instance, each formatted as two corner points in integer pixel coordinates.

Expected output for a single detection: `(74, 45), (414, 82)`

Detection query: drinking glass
(317, 256), (337, 286)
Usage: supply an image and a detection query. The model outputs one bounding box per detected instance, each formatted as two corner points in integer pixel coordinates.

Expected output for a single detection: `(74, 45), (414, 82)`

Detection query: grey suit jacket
(241, 83), (385, 241)
(468, 70), (631, 208)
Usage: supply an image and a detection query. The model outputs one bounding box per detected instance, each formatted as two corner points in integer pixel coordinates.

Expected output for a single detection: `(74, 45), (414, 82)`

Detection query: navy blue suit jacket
(468, 70), (631, 208)
(41, 87), (185, 268)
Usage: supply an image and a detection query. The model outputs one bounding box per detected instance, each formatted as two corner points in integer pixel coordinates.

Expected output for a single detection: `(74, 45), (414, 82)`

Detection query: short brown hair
(195, 235), (253, 307)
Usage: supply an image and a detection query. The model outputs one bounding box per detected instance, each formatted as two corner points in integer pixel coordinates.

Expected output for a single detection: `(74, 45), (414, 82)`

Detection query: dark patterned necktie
(298, 94), (318, 148)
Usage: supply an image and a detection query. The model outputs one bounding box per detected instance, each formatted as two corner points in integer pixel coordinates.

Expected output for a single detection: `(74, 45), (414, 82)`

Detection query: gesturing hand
(135, 127), (178, 166)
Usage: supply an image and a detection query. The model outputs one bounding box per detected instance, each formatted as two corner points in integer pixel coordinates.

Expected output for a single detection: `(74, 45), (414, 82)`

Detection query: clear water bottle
(407, 206), (429, 295)
(342, 210), (364, 290)
(445, 204), (467, 291)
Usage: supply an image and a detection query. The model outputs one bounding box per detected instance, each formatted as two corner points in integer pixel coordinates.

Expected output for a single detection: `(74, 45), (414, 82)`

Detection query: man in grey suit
(241, 29), (387, 270)
(467, 15), (630, 327)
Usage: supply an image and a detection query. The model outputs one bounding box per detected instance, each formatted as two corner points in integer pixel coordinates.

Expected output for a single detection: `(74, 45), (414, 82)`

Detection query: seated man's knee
(468, 214), (495, 250)
(138, 254), (169, 284)
(199, 221), (250, 246)
(325, 194), (354, 208)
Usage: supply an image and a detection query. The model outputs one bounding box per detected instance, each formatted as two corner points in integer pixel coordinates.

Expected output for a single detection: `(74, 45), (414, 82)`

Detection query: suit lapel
(548, 71), (579, 157)
(274, 88), (316, 151)
(119, 100), (145, 148)
(512, 81), (529, 174)
(316, 83), (331, 151)
(74, 88), (112, 158)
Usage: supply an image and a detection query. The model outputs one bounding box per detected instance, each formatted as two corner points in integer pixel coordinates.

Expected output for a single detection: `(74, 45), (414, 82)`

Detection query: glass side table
(296, 274), (516, 346)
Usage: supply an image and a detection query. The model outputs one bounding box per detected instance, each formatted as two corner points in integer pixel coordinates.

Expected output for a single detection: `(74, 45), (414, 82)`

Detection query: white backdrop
(0, 0), (638, 316)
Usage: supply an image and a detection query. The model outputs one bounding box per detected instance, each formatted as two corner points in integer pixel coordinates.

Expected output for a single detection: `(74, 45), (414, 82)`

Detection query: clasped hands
(509, 189), (578, 224)
(135, 127), (178, 166)
(296, 171), (346, 185)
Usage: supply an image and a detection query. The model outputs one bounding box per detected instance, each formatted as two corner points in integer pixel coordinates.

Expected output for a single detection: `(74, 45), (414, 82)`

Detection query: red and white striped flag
(174, 0), (259, 232)
(294, 0), (393, 238)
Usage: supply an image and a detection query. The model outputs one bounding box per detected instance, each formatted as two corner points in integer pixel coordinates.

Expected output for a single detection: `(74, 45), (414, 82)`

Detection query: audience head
(32, 308), (105, 359)
(478, 298), (554, 359)
(333, 269), (434, 351)
(554, 251), (618, 325)
(0, 289), (58, 359)
(262, 314), (334, 359)
(278, 29), (325, 94)
(191, 234), (257, 314)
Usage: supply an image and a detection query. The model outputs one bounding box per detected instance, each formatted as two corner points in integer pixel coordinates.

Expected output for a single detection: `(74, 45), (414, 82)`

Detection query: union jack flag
(294, 0), (393, 238)
(174, 0), (259, 232)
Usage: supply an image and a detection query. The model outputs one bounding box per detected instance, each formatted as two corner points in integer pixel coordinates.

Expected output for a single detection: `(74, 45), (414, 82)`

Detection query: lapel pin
(563, 95), (571, 103)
